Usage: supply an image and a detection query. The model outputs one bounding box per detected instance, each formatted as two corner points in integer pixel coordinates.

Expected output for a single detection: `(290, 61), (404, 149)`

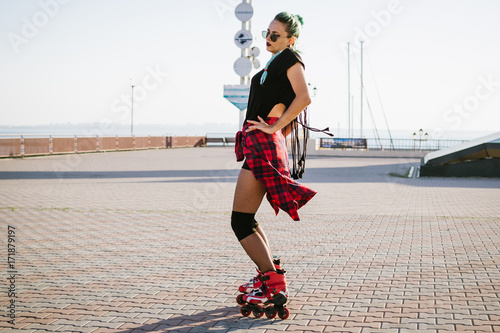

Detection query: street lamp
(130, 84), (135, 136)
(412, 128), (429, 151)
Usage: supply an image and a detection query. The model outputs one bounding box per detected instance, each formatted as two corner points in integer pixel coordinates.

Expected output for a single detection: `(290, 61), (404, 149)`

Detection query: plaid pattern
(235, 117), (317, 221)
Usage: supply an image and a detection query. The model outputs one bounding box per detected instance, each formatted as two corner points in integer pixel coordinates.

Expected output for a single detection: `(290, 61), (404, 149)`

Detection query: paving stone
(1, 148), (499, 332)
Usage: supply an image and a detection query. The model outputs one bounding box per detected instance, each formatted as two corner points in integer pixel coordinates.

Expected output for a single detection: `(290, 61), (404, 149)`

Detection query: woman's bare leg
(256, 225), (270, 251)
(233, 168), (275, 272)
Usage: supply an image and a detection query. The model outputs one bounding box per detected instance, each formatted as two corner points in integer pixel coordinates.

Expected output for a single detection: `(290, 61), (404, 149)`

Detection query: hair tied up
(274, 11), (304, 49)
(294, 14), (304, 27)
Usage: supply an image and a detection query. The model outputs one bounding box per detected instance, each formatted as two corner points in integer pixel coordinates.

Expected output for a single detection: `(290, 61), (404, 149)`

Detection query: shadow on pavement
(116, 306), (279, 332)
(0, 169), (239, 180)
(1, 165), (499, 188)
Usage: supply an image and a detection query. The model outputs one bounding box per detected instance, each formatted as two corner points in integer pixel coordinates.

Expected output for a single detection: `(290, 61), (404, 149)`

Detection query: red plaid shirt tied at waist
(235, 117), (317, 221)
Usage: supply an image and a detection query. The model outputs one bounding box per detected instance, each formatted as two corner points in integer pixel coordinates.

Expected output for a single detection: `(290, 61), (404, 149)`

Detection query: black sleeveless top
(245, 48), (304, 122)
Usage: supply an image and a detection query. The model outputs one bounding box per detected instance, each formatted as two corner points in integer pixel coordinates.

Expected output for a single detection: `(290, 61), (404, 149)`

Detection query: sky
(1, 0), (499, 139)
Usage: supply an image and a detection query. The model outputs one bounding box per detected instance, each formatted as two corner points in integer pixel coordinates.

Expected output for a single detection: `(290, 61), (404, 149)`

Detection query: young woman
(232, 12), (317, 308)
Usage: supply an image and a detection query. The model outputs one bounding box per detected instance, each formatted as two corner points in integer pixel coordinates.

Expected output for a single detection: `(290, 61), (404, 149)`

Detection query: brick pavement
(0, 147), (499, 333)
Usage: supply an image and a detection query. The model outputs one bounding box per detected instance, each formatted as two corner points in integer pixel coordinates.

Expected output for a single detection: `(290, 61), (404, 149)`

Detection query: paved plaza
(0, 147), (499, 333)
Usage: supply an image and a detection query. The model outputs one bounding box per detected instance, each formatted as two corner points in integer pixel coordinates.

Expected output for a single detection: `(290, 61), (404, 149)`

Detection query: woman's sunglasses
(262, 30), (288, 43)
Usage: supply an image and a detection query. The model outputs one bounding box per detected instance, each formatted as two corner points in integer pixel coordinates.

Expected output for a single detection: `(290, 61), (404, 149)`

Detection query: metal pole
(238, 0), (252, 129)
(240, 0), (248, 85)
(347, 42), (351, 139)
(248, 0), (252, 86)
(351, 95), (354, 138)
(238, 0), (247, 130)
(131, 84), (135, 135)
(360, 40), (364, 138)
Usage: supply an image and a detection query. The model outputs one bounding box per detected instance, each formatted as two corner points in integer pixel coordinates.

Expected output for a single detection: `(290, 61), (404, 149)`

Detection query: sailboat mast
(347, 42), (351, 139)
(360, 40), (364, 138)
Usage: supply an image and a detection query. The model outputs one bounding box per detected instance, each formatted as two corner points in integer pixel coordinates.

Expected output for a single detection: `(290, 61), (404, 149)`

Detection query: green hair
(274, 12), (304, 48)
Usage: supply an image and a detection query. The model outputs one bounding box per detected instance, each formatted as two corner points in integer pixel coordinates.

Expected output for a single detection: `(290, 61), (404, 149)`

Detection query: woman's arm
(246, 62), (311, 134)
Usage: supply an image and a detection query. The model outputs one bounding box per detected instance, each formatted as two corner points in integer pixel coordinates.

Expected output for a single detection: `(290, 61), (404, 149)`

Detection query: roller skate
(236, 258), (284, 305)
(238, 270), (290, 320)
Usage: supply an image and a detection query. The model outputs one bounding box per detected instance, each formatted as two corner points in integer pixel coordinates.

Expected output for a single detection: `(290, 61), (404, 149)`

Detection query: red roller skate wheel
(265, 306), (277, 319)
(252, 304), (264, 318)
(278, 307), (289, 320)
(236, 294), (246, 305)
(240, 307), (251, 317)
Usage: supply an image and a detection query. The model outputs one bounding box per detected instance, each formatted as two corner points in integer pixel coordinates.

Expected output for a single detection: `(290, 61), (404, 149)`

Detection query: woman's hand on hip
(245, 116), (278, 134)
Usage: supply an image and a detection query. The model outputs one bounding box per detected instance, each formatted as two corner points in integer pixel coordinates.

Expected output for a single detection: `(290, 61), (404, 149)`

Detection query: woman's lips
(266, 42), (271, 46)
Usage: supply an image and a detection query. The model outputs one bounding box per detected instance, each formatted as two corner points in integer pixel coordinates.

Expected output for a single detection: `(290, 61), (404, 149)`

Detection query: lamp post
(130, 83), (135, 136)
(412, 128), (429, 151)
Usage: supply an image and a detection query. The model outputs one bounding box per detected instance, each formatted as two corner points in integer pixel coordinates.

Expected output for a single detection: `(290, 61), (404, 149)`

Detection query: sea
(0, 123), (238, 138)
(0, 123), (494, 149)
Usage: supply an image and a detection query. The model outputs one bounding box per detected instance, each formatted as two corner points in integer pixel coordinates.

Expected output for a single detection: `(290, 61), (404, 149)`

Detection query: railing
(0, 135), (206, 158)
(320, 137), (468, 151)
(206, 133), (236, 146)
(1, 134), (471, 158)
(366, 138), (468, 151)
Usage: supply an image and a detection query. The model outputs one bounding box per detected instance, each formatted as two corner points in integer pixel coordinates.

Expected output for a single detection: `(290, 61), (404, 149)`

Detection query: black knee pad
(231, 211), (259, 241)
